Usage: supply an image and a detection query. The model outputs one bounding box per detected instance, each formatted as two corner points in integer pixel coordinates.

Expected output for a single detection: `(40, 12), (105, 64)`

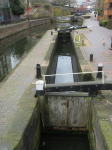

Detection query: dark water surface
(39, 134), (90, 150)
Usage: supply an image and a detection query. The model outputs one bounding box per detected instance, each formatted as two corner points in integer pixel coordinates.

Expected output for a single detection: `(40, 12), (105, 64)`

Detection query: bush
(99, 18), (104, 26)
(44, 5), (49, 11)
(106, 19), (112, 29)
(102, 20), (108, 27)
(94, 11), (97, 14)
(54, 8), (62, 16)
(9, 0), (25, 15)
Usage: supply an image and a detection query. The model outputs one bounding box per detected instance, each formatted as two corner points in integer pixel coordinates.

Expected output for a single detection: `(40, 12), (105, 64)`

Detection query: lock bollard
(55, 27), (57, 31)
(96, 63), (103, 78)
(36, 64), (42, 79)
(82, 40), (84, 45)
(51, 31), (53, 35)
(110, 37), (112, 50)
(90, 53), (93, 61)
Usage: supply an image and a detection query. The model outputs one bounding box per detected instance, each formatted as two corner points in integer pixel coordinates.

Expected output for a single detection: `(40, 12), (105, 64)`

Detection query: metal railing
(44, 71), (105, 88)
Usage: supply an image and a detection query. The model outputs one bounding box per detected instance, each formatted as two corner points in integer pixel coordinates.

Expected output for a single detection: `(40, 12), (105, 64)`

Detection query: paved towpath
(80, 15), (112, 79)
(0, 30), (54, 141)
(80, 14), (112, 150)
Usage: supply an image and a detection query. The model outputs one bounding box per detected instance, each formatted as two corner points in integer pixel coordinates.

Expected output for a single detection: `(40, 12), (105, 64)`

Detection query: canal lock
(37, 30), (95, 150)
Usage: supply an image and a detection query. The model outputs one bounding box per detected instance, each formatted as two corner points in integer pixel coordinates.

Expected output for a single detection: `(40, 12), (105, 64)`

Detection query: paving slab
(80, 18), (112, 79)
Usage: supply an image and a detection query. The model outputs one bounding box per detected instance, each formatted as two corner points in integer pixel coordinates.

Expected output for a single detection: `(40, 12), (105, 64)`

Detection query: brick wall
(0, 18), (50, 40)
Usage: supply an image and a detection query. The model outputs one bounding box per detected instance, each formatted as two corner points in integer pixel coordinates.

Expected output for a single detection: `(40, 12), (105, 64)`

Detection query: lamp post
(27, 0), (29, 21)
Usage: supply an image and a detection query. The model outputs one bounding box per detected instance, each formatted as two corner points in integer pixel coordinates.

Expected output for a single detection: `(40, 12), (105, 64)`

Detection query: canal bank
(0, 18), (50, 40)
(0, 23), (51, 85)
(0, 30), (56, 149)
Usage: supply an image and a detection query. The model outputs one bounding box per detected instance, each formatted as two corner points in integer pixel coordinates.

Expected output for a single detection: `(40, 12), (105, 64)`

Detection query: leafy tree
(9, 0), (25, 15)
(95, 0), (104, 15)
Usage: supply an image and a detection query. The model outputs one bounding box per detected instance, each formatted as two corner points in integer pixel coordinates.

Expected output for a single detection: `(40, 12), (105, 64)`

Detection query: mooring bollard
(51, 31), (53, 35)
(109, 37), (112, 50)
(82, 40), (84, 45)
(55, 27), (57, 31)
(96, 63), (104, 78)
(36, 64), (42, 79)
(90, 53), (93, 61)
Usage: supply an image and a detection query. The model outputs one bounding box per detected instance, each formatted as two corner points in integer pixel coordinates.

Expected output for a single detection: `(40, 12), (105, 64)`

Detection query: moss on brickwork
(41, 34), (58, 76)
(70, 33), (91, 81)
(0, 84), (40, 149)
(99, 121), (112, 149)
(88, 104), (96, 150)
(34, 105), (41, 150)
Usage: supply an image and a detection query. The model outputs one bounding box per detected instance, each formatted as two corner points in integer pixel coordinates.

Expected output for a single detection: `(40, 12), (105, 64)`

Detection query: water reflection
(51, 21), (82, 30)
(47, 41), (80, 84)
(0, 24), (50, 82)
(55, 55), (73, 83)
(0, 20), (83, 83)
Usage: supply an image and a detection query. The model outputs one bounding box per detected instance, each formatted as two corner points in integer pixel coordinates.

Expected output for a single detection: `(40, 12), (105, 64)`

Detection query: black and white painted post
(35, 64), (45, 96)
(96, 63), (104, 78)
(51, 31), (53, 35)
(82, 40), (84, 45)
(36, 64), (42, 79)
(109, 37), (112, 50)
(90, 53), (93, 61)
(35, 79), (45, 96)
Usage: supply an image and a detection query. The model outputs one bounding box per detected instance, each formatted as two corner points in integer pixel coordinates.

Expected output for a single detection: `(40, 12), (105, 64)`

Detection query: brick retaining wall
(0, 18), (50, 40)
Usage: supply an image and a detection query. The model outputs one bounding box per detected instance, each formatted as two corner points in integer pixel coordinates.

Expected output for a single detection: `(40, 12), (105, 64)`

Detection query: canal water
(46, 41), (80, 84)
(55, 43), (74, 84)
(0, 21), (81, 84)
(40, 22), (90, 150)
(39, 133), (90, 150)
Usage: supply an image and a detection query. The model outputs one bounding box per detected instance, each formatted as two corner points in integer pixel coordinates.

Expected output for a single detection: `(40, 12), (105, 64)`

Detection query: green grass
(75, 34), (86, 46)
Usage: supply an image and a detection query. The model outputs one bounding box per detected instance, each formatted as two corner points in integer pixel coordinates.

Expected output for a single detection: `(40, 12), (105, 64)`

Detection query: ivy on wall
(9, 0), (25, 15)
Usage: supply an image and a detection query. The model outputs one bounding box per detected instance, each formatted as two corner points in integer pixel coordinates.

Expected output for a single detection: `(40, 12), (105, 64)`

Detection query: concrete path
(80, 15), (112, 150)
(80, 16), (112, 80)
(0, 30), (54, 141)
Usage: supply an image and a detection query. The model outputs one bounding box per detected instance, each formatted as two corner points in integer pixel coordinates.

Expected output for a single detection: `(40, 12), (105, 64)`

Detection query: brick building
(104, 0), (112, 20)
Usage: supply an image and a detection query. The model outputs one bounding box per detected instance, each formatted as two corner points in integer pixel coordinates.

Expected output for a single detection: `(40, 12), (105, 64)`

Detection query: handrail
(44, 71), (104, 88)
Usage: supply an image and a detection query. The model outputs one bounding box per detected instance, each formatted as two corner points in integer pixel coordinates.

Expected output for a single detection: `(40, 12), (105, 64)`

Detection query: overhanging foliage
(9, 0), (25, 15)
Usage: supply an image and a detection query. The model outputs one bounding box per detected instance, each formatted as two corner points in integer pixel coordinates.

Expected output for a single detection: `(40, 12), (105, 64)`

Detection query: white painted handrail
(44, 71), (104, 88)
